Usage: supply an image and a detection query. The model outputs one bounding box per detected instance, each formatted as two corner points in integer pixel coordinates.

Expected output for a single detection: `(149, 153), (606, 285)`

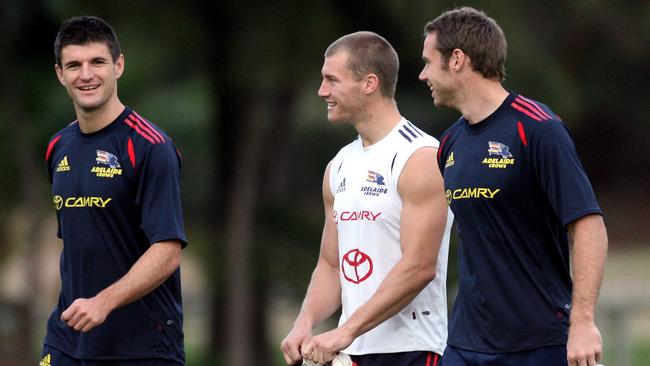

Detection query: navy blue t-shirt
(44, 107), (187, 362)
(437, 92), (602, 353)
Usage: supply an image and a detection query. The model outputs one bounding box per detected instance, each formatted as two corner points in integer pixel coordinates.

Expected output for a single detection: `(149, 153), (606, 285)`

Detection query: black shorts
(39, 345), (183, 366)
(351, 351), (441, 366)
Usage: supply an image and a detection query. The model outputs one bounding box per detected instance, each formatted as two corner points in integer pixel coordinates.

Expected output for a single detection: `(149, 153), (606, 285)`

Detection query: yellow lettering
(61, 196), (112, 208)
(449, 188), (501, 202)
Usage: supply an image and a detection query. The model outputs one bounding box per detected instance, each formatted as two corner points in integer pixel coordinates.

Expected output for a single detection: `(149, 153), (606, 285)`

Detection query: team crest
(487, 141), (512, 158)
(366, 170), (385, 186)
(96, 150), (121, 168)
(92, 150), (123, 178)
(360, 170), (388, 196)
(483, 141), (515, 169)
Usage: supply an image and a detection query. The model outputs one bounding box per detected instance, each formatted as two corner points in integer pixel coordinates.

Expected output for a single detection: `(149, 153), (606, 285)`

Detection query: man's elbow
(413, 260), (437, 286)
(158, 243), (182, 275)
(168, 251), (182, 272)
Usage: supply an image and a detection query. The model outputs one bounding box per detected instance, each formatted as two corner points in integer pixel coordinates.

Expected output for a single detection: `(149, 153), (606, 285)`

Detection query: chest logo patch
(366, 170), (385, 185)
(483, 141), (515, 169)
(56, 155), (71, 172)
(92, 150), (123, 178)
(96, 150), (121, 168)
(360, 170), (388, 196)
(341, 249), (373, 284)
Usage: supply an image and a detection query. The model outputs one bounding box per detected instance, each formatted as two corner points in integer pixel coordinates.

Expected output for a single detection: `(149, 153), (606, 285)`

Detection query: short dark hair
(325, 31), (399, 99)
(424, 7), (507, 81)
(54, 16), (121, 66)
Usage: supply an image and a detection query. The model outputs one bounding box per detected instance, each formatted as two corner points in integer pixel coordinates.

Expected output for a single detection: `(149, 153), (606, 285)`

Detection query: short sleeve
(532, 121), (602, 226)
(135, 142), (187, 247)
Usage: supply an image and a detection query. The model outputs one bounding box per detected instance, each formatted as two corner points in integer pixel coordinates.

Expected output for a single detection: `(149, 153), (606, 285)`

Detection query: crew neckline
(76, 107), (130, 139)
(463, 92), (516, 134)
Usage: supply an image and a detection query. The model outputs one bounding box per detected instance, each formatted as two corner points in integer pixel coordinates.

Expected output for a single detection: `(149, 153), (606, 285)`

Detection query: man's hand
(567, 320), (602, 366)
(61, 297), (112, 333)
(281, 324), (313, 365)
(301, 327), (354, 365)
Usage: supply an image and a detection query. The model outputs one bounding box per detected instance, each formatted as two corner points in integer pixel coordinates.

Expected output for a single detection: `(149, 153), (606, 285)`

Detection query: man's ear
(55, 64), (65, 86)
(115, 54), (125, 79)
(449, 48), (467, 71)
(362, 73), (379, 95)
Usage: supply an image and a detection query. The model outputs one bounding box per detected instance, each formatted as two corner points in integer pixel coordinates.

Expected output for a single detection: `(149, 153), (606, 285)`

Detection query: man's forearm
(96, 240), (182, 312)
(295, 260), (342, 330)
(570, 215), (608, 322)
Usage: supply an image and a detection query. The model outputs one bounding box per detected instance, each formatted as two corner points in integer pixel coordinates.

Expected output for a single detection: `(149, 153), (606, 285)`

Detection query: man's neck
(458, 79), (509, 125)
(75, 99), (125, 134)
(354, 99), (402, 147)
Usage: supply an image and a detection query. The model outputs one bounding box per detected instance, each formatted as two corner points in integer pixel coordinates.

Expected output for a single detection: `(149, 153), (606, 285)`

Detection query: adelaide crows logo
(487, 141), (512, 159)
(366, 170), (385, 186)
(361, 170), (388, 196)
(96, 150), (121, 168)
(92, 150), (123, 178)
(484, 141), (515, 169)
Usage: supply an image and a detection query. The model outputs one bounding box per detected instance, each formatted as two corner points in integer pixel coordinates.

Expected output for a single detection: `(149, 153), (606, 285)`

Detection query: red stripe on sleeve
(45, 135), (62, 161)
(433, 353), (440, 366)
(518, 96), (553, 120)
(514, 97), (548, 121)
(132, 111), (166, 143)
(511, 102), (543, 122)
(127, 115), (161, 143)
(124, 118), (157, 144)
(513, 98), (546, 120)
(425, 352), (432, 366)
(438, 134), (450, 161)
(517, 121), (528, 146)
(127, 138), (136, 168)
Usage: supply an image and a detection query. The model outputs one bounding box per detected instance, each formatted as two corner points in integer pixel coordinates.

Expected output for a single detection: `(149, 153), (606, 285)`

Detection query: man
(42, 16), (187, 365)
(280, 31), (453, 366)
(418, 7), (608, 366)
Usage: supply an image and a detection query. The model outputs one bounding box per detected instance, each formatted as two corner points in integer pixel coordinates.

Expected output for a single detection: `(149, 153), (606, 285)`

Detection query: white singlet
(329, 118), (453, 356)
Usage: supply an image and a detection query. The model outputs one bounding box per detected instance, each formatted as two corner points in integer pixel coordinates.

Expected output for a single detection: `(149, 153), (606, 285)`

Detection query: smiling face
(418, 32), (458, 109)
(317, 50), (366, 124)
(55, 41), (124, 113)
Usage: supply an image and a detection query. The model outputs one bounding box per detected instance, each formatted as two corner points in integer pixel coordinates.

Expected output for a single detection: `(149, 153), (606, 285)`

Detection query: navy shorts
(441, 344), (567, 366)
(351, 351), (440, 366)
(40, 345), (183, 366)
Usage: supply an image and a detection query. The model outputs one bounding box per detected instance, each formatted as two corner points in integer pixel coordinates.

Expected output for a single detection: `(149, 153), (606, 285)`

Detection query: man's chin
(75, 101), (103, 113)
(326, 114), (351, 125)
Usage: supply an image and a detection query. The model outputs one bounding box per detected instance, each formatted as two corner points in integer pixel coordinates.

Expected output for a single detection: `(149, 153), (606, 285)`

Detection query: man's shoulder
(393, 118), (438, 148)
(438, 117), (465, 145)
(45, 121), (79, 162)
(49, 120), (79, 139)
(333, 135), (360, 158)
(506, 94), (564, 128)
(120, 108), (173, 147)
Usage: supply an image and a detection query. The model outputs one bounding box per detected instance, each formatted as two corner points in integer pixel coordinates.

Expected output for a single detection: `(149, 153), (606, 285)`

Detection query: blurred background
(0, 0), (649, 365)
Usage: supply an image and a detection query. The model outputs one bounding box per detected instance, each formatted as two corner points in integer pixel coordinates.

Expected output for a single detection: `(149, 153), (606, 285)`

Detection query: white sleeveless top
(329, 118), (453, 355)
